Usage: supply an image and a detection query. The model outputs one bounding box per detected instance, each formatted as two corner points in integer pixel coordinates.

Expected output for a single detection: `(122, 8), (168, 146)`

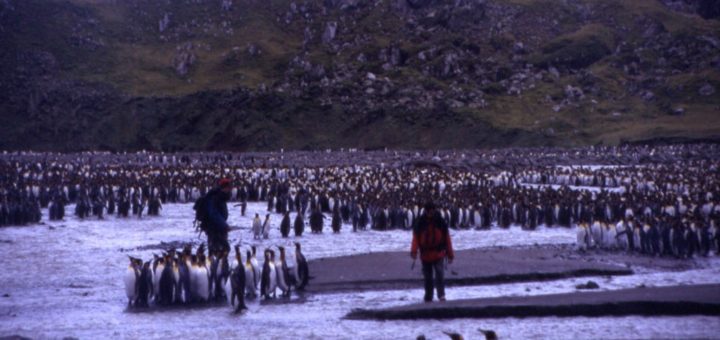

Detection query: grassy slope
(2, 0), (719, 150)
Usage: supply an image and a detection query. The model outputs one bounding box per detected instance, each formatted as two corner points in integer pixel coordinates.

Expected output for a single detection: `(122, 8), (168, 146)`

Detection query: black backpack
(193, 192), (211, 232)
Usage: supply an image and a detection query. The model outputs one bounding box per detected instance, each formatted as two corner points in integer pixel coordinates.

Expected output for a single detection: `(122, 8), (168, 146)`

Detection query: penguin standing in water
(294, 213), (305, 237)
(280, 212), (291, 238)
(244, 250), (257, 298)
(261, 249), (277, 299)
(229, 245), (247, 312)
(124, 256), (141, 307)
(295, 242), (309, 290)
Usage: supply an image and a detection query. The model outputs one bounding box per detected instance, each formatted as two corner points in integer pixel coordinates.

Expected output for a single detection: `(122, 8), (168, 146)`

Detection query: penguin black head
(443, 331), (464, 340)
(478, 329), (498, 340)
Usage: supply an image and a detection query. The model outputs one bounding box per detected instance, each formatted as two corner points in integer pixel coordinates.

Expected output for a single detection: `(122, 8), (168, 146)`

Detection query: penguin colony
(124, 242), (309, 311)
(1, 145), (719, 250)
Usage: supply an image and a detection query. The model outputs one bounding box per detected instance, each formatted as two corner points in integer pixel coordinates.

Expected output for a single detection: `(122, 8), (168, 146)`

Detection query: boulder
(158, 13), (170, 33)
(322, 21), (338, 44)
(699, 83), (716, 96)
(172, 42), (196, 77)
(575, 280), (600, 290)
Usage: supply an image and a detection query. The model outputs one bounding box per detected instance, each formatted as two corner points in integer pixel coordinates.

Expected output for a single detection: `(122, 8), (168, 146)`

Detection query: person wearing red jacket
(411, 201), (455, 302)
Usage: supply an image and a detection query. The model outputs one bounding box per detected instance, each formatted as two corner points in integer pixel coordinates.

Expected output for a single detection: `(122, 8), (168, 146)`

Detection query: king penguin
(295, 242), (309, 290)
(261, 249), (278, 299)
(250, 246), (261, 290)
(124, 256), (140, 307)
(244, 250), (257, 298)
(230, 245), (247, 312)
(276, 246), (290, 297)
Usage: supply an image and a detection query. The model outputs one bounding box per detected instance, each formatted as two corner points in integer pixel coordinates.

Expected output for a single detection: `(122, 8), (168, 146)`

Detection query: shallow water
(0, 203), (718, 339)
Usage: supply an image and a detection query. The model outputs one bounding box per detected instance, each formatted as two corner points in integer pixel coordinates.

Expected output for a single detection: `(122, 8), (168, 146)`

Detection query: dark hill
(1, 0), (718, 151)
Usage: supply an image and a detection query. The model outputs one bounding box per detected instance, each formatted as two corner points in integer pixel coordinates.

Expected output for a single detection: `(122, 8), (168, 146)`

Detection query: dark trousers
(208, 230), (229, 254)
(422, 260), (445, 301)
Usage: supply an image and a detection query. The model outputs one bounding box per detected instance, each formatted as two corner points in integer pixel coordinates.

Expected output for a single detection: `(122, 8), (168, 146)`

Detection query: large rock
(699, 83), (716, 96)
(322, 21), (338, 44)
(158, 13), (170, 33)
(173, 42), (196, 77)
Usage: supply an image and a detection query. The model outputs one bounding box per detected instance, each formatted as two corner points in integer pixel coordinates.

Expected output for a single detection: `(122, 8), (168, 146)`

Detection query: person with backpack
(411, 201), (454, 302)
(195, 178), (233, 254)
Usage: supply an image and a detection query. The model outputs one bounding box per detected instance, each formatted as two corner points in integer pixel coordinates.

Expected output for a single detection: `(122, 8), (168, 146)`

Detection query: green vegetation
(0, 0), (718, 151)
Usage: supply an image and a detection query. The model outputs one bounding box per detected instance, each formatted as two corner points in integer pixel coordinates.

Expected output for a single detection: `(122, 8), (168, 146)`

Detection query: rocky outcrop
(172, 42), (196, 77)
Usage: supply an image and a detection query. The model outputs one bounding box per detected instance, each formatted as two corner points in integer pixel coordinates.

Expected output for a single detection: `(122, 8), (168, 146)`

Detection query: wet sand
(302, 245), (678, 294)
(345, 284), (720, 319)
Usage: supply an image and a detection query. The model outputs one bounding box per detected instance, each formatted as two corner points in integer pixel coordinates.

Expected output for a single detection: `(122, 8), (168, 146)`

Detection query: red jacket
(411, 215), (454, 263)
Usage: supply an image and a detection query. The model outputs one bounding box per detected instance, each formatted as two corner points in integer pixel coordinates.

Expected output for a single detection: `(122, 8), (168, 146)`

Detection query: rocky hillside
(1, 0), (719, 151)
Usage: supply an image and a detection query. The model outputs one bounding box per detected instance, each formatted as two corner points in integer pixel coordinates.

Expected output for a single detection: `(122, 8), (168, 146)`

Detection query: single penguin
(331, 209), (341, 233)
(294, 213), (305, 237)
(262, 214), (271, 239)
(478, 329), (498, 340)
(261, 249), (277, 299)
(252, 214), (262, 240)
(280, 212), (291, 238)
(250, 246), (261, 289)
(603, 223), (617, 249)
(244, 250), (257, 298)
(178, 246), (192, 304)
(230, 245), (247, 312)
(152, 255), (165, 303)
(124, 256), (140, 307)
(214, 250), (230, 302)
(442, 331), (464, 340)
(295, 242), (309, 290)
(590, 221), (603, 248)
(135, 261), (153, 308)
(195, 254), (210, 302)
(158, 254), (176, 305)
(276, 246), (290, 297)
(576, 224), (590, 251)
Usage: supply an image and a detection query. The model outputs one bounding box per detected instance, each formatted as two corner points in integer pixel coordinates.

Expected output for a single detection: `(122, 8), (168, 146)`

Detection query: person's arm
(206, 195), (229, 232)
(445, 231), (455, 263)
(411, 232), (419, 259)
